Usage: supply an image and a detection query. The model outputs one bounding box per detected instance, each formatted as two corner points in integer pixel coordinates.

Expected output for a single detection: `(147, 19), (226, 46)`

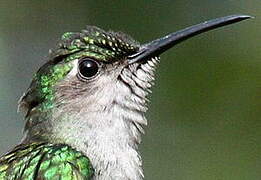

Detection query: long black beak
(128, 14), (252, 64)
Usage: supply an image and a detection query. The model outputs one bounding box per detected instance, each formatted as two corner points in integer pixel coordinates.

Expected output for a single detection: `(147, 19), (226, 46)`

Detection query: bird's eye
(78, 58), (100, 80)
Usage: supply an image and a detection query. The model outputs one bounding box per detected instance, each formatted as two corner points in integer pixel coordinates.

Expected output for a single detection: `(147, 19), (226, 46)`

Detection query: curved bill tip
(129, 14), (252, 64)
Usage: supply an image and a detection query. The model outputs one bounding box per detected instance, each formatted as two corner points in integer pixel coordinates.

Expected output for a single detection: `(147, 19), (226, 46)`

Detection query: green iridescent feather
(0, 142), (94, 180)
(38, 63), (73, 110)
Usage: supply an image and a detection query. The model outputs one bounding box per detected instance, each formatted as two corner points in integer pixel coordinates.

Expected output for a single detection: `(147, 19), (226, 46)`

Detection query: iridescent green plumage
(0, 142), (93, 179)
(38, 63), (73, 110)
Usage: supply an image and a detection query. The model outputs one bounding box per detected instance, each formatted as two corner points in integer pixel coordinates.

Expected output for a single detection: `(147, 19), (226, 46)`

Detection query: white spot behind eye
(67, 60), (78, 78)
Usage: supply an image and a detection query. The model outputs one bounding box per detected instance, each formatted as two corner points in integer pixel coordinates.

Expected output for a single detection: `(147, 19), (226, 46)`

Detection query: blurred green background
(0, 0), (260, 179)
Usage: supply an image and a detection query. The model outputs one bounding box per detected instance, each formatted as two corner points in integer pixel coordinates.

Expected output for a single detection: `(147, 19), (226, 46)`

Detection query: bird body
(0, 15), (251, 179)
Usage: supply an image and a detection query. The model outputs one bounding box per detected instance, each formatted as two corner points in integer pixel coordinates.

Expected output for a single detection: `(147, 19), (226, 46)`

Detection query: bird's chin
(138, 56), (160, 71)
(120, 56), (160, 98)
(134, 56), (160, 83)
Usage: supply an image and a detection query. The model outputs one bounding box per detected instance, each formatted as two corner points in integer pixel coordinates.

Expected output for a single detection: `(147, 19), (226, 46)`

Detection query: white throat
(52, 81), (147, 180)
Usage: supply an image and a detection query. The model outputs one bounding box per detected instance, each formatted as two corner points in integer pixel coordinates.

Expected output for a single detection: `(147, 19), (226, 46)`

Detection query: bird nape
(0, 15), (251, 180)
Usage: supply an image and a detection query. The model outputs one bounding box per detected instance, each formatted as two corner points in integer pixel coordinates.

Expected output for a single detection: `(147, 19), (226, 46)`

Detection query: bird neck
(23, 86), (148, 180)
(51, 110), (145, 180)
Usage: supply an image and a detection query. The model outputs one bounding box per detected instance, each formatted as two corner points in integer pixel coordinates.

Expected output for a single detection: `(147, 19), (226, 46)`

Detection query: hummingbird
(0, 15), (251, 180)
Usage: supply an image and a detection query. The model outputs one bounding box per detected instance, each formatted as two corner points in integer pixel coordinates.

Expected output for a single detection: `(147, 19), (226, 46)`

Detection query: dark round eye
(78, 59), (100, 80)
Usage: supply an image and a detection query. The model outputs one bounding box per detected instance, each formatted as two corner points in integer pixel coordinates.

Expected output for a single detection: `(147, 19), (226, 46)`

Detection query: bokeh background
(0, 0), (260, 179)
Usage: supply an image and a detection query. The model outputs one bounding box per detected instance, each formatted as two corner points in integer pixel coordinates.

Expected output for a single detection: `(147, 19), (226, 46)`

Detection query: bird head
(18, 15), (251, 141)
